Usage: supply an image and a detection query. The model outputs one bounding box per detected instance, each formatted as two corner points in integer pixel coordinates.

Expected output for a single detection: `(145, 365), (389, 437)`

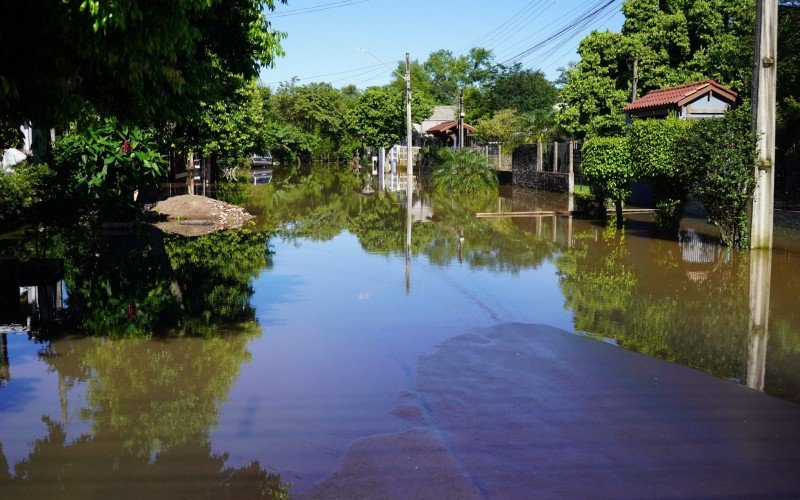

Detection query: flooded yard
(2, 168), (800, 497)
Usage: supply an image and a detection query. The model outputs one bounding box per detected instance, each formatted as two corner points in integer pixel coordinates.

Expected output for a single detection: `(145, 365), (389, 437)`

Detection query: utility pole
(631, 58), (639, 103)
(751, 0), (778, 249)
(458, 88), (465, 149)
(405, 52), (413, 256)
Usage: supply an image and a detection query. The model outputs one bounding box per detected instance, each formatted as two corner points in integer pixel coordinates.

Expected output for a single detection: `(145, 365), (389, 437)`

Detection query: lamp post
(356, 48), (414, 255)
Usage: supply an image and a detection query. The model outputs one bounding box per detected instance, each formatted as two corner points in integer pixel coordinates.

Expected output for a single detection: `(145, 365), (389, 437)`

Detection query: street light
(356, 48), (414, 257)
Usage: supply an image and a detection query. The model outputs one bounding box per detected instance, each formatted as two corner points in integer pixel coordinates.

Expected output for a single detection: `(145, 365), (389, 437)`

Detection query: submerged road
(305, 323), (800, 498)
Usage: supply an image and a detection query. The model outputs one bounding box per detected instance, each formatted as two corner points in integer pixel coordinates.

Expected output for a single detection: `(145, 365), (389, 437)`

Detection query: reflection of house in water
(679, 230), (721, 282)
(0, 258), (64, 330)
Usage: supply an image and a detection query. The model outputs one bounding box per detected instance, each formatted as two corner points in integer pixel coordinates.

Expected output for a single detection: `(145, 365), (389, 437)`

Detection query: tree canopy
(0, 0), (286, 127)
(556, 0), (754, 138)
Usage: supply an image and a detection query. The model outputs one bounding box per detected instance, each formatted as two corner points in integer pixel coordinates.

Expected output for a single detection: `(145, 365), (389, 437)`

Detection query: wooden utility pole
(751, 0), (778, 249)
(405, 52), (413, 257)
(631, 58), (638, 103)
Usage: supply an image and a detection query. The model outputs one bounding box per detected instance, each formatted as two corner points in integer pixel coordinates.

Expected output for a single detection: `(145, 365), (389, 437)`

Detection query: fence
(512, 141), (582, 193)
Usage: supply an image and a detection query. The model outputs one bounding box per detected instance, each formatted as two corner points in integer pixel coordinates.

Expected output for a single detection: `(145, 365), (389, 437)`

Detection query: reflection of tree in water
(347, 193), (436, 255)
(555, 226), (758, 385)
(59, 226), (268, 337)
(164, 230), (269, 336)
(0, 418), (287, 498)
(425, 193), (554, 274)
(0, 329), (288, 497)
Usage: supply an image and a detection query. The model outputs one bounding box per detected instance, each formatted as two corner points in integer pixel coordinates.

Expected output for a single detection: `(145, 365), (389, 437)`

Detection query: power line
(493, 1), (594, 60)
(457, 0), (545, 53)
(271, 0), (372, 18)
(539, 7), (619, 72)
(499, 0), (620, 67)
(263, 63), (385, 84)
(486, 0), (555, 52)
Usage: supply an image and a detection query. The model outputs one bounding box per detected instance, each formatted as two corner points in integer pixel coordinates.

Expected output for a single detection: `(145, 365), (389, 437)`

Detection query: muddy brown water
(2, 173), (800, 497)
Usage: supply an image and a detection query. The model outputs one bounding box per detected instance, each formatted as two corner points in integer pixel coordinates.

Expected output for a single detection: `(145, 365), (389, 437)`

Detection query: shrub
(581, 136), (633, 226)
(430, 149), (498, 195)
(53, 118), (166, 219)
(629, 117), (691, 230)
(676, 106), (757, 247)
(0, 162), (56, 231)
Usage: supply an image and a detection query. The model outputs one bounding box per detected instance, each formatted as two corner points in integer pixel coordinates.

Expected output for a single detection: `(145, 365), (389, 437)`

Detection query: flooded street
(2, 169), (800, 497)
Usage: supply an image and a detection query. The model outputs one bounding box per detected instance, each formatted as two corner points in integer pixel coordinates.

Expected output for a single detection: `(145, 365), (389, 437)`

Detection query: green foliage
(430, 149), (498, 196)
(675, 107), (757, 247)
(485, 65), (558, 116)
(164, 229), (269, 335)
(557, 0), (754, 138)
(475, 109), (528, 148)
(348, 86), (432, 148)
(9, 331), (290, 497)
(0, 162), (56, 231)
(581, 136), (633, 220)
(556, 224), (755, 383)
(269, 81), (354, 162)
(53, 118), (166, 218)
(629, 117), (691, 229)
(193, 77), (268, 168)
(0, 1), (286, 127)
(419, 48), (497, 104)
(346, 193), (437, 255)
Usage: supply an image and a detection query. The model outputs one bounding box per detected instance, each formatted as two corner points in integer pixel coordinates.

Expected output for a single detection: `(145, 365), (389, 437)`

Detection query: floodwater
(2, 168), (800, 497)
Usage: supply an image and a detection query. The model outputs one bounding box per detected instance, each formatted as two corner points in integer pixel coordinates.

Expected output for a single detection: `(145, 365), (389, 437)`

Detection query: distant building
(623, 79), (737, 123)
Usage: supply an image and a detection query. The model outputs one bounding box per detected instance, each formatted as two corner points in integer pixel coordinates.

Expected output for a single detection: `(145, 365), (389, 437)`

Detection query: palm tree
(430, 149), (498, 195)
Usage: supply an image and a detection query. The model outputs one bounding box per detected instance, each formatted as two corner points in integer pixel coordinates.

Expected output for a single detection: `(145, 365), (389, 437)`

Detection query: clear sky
(259, 0), (626, 89)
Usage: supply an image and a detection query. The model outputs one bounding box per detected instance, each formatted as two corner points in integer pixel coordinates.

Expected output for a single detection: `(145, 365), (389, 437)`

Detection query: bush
(430, 149), (498, 195)
(676, 106), (757, 247)
(0, 162), (56, 231)
(581, 136), (633, 226)
(52, 118), (166, 219)
(629, 117), (690, 230)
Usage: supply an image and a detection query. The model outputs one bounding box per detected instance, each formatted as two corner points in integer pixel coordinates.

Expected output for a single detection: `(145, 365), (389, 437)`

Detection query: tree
(486, 65), (558, 116)
(475, 109), (528, 148)
(557, 0), (754, 138)
(0, 0), (286, 127)
(348, 87), (431, 148)
(581, 136), (633, 226)
(420, 48), (497, 104)
(676, 107), (757, 247)
(269, 81), (352, 162)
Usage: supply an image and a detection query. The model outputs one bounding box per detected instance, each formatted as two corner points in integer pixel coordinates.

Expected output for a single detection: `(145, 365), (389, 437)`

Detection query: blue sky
(259, 0), (625, 89)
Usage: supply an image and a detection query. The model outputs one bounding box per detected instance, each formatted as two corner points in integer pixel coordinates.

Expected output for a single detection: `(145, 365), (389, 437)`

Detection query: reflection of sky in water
(1, 333), (91, 476)
(212, 231), (572, 489)
(3, 181), (800, 494)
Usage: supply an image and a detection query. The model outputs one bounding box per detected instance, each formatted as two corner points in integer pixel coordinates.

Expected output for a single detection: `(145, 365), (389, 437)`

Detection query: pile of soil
(147, 194), (253, 237)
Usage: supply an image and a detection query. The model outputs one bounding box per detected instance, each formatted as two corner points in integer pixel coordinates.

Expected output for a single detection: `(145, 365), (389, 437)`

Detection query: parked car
(251, 151), (273, 167)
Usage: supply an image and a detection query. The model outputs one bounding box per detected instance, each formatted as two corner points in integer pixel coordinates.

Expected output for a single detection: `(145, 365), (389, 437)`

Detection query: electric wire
(499, 0), (620, 67)
(264, 62), (385, 85)
(271, 0), (372, 18)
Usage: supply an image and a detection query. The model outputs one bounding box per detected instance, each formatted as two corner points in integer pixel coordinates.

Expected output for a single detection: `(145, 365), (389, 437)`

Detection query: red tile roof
(425, 120), (476, 134)
(622, 79), (737, 113)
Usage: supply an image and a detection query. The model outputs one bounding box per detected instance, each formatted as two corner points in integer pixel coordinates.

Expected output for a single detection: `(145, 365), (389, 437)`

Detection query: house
(425, 120), (476, 148)
(420, 105), (458, 135)
(623, 79), (737, 123)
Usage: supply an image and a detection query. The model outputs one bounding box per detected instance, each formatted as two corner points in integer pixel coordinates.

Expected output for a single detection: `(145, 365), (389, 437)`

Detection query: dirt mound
(148, 195), (253, 236)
